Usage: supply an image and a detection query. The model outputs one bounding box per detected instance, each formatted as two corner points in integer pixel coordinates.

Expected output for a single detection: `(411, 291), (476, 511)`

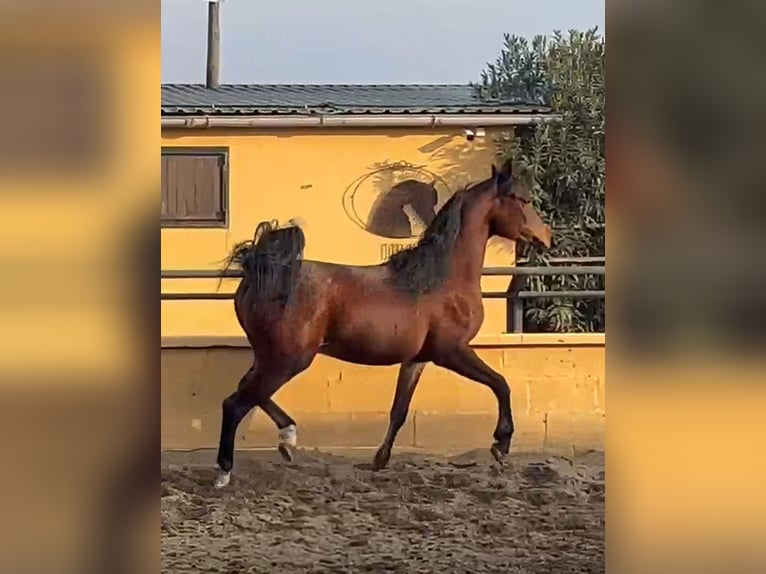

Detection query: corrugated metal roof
(161, 83), (551, 116)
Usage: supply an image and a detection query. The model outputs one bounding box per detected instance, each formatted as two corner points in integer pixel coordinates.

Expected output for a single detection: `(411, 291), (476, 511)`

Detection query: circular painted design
(342, 163), (452, 239)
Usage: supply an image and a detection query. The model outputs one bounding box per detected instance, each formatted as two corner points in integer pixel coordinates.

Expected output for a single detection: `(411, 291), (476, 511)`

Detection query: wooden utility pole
(206, 0), (221, 88)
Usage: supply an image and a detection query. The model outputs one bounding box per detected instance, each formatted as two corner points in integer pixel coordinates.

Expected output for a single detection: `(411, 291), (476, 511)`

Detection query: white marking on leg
(278, 424), (298, 447)
(213, 469), (231, 489)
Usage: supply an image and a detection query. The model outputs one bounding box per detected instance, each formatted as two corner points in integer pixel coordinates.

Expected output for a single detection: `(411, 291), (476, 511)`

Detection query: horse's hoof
(213, 470), (231, 489)
(277, 424), (297, 462)
(371, 448), (390, 472)
(490, 443), (509, 466)
(278, 442), (296, 462)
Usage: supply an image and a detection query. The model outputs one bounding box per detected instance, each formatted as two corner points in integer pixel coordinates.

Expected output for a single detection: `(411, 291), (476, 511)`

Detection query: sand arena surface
(162, 449), (604, 573)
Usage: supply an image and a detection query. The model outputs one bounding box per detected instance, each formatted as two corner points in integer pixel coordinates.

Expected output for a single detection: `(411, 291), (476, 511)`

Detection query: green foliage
(477, 29), (605, 333)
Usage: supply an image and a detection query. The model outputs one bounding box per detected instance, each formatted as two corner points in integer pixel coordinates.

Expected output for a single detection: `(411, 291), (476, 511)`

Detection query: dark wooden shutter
(161, 150), (227, 226)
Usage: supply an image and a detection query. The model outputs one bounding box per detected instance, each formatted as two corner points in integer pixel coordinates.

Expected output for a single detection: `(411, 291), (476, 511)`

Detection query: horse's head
(487, 159), (552, 248)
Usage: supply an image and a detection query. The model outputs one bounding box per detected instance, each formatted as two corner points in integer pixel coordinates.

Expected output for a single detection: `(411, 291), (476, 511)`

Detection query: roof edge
(161, 82), (476, 88)
(160, 83), (552, 115)
(160, 107), (553, 116)
(161, 113), (560, 129)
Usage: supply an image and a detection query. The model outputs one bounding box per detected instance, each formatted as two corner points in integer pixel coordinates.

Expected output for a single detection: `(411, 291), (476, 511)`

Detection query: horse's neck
(449, 209), (490, 287)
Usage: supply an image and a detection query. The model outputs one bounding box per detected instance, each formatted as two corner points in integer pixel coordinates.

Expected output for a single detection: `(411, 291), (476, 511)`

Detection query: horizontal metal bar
(163, 270), (237, 278)
(520, 290), (605, 299)
(482, 266), (604, 276)
(162, 265), (605, 279)
(516, 256), (605, 264)
(162, 290), (606, 301)
(162, 293), (233, 300)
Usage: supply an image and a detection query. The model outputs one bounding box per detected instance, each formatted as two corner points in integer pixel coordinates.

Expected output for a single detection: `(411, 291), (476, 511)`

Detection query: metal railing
(161, 257), (605, 333)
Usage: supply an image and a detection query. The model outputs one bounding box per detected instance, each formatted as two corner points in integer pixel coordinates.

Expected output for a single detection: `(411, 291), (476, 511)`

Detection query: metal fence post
(507, 274), (526, 333)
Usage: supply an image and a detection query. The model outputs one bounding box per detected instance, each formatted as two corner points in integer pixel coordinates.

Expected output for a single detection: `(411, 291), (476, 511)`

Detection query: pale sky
(161, 0), (604, 84)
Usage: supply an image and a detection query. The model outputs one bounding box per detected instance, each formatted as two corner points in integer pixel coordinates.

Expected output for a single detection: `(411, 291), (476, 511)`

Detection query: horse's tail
(218, 219), (306, 304)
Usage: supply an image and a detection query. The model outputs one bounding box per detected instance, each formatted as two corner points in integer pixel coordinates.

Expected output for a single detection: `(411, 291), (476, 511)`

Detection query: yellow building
(160, 83), (605, 454)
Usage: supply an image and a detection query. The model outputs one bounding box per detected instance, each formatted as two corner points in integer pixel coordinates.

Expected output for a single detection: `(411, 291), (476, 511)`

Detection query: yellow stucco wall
(161, 127), (515, 338)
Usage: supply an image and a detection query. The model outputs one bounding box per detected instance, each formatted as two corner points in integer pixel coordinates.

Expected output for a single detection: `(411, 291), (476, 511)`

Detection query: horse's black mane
(220, 220), (305, 306)
(385, 178), (492, 296)
(220, 175), (495, 302)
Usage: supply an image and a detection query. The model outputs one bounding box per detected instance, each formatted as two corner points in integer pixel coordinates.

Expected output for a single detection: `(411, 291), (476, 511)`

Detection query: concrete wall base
(161, 342), (605, 454)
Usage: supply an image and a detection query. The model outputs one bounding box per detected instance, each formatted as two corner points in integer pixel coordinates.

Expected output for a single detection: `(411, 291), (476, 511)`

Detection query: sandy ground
(162, 448), (604, 574)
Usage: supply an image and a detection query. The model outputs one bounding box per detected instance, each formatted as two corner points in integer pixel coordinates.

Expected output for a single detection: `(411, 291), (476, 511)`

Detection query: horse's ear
(494, 158), (514, 196)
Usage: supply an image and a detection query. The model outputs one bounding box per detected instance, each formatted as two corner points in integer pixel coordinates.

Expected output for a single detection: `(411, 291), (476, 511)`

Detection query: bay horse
(214, 159), (552, 488)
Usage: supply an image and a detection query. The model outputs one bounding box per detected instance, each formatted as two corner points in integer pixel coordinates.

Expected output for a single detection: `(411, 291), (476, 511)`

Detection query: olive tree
(477, 29), (605, 332)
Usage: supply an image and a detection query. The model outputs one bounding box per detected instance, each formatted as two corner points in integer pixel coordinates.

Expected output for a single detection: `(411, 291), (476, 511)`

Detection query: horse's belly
(320, 316), (423, 365)
(318, 341), (406, 366)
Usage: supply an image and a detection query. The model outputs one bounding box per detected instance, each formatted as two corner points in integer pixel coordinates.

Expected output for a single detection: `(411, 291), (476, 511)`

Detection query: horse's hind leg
(226, 365), (298, 460)
(372, 361), (426, 471)
(260, 398), (298, 462)
(215, 358), (313, 488)
(434, 346), (514, 464)
(215, 368), (260, 488)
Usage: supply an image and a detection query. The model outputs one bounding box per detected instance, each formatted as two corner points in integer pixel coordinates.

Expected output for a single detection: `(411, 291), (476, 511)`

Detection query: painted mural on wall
(342, 162), (453, 243)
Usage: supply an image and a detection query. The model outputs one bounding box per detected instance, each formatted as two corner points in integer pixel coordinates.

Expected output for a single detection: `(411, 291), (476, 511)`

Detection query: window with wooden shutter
(161, 147), (228, 227)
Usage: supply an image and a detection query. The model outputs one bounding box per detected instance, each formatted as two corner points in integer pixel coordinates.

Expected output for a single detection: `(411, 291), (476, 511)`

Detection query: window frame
(161, 146), (230, 229)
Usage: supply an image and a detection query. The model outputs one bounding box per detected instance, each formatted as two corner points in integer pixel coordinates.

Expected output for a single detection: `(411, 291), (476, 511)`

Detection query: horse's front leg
(433, 346), (513, 464)
(372, 361), (426, 471)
